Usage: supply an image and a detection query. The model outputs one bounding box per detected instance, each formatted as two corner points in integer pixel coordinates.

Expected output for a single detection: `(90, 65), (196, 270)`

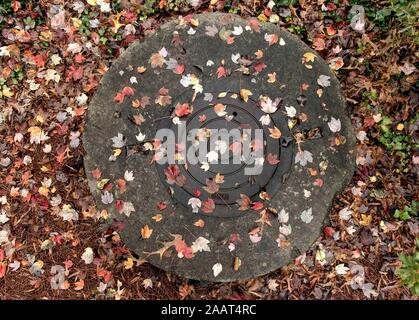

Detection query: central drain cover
(83, 13), (356, 282)
(155, 91), (293, 217)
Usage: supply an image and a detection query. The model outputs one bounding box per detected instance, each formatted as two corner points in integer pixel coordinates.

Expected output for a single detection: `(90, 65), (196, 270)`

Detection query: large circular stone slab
(83, 13), (356, 282)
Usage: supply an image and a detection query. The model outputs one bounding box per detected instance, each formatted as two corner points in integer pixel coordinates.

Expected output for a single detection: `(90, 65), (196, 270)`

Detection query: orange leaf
(141, 225), (153, 239)
(268, 127), (282, 139)
(194, 219), (205, 228)
(74, 279), (85, 291)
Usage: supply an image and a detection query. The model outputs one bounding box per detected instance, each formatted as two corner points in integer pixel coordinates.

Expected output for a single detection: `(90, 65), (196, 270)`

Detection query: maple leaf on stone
(248, 227), (262, 243)
(149, 51), (166, 68)
(155, 92), (172, 107)
(266, 153), (280, 165)
(237, 194), (251, 211)
(251, 201), (264, 211)
(212, 263), (222, 277)
(232, 25), (243, 35)
(285, 106), (297, 118)
(206, 150), (219, 163)
(204, 179), (219, 194)
(101, 191), (114, 204)
(174, 237), (194, 259)
(328, 117), (341, 133)
(217, 66), (228, 78)
(269, 126), (282, 139)
(164, 164), (180, 184)
(214, 173), (224, 184)
(256, 209), (272, 226)
(264, 33), (278, 46)
(214, 103), (227, 117)
(259, 114), (271, 126)
(201, 198), (215, 213)
(278, 209), (289, 223)
(140, 224), (153, 239)
(317, 74), (331, 87)
(146, 234), (181, 259)
(188, 197), (202, 213)
(240, 89), (252, 102)
(253, 62), (267, 73)
(247, 18), (260, 32)
(174, 103), (192, 117)
(205, 25), (218, 37)
(260, 97), (279, 114)
(300, 208), (313, 223)
(295, 150), (313, 166)
(122, 201), (135, 217)
(191, 236), (210, 253)
(111, 133), (125, 148)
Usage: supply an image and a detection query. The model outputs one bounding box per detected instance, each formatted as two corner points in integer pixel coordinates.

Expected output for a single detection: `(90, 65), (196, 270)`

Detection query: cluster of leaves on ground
(0, 0), (417, 299)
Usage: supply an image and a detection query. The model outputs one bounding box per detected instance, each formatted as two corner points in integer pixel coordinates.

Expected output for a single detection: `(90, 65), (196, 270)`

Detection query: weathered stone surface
(83, 13), (356, 282)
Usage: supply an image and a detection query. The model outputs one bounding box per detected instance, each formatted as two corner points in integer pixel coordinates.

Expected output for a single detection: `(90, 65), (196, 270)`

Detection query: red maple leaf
(164, 165), (180, 183)
(217, 66), (228, 79)
(115, 199), (123, 213)
(253, 62), (267, 73)
(237, 194), (251, 211)
(251, 201), (264, 211)
(114, 92), (125, 103)
(266, 153), (280, 165)
(323, 226), (335, 238)
(122, 86), (135, 96)
(201, 198), (215, 213)
(156, 201), (167, 211)
(174, 103), (192, 117)
(174, 238), (194, 259)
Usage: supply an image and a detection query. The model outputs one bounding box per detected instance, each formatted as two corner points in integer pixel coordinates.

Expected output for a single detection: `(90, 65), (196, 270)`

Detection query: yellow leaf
(140, 224), (153, 239)
(41, 164), (51, 172)
(35, 115), (44, 123)
(124, 257), (134, 270)
(100, 209), (108, 220)
(87, 0), (97, 5)
(2, 86), (14, 97)
(257, 13), (268, 22)
(360, 214), (372, 227)
(71, 17), (82, 28)
(240, 89), (252, 102)
(113, 148), (122, 157)
(38, 186), (49, 197)
(111, 12), (124, 34)
(233, 256), (241, 272)
(302, 52), (316, 64)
